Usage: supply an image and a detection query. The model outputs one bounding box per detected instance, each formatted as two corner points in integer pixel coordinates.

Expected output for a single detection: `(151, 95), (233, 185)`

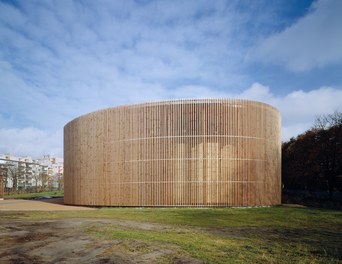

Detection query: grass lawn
(4, 190), (64, 199)
(2, 206), (341, 263)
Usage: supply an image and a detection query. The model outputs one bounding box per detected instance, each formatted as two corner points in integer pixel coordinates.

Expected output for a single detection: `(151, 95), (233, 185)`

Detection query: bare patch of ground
(0, 217), (202, 264)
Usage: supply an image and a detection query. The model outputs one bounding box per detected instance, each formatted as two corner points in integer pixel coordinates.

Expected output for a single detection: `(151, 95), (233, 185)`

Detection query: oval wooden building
(64, 99), (281, 207)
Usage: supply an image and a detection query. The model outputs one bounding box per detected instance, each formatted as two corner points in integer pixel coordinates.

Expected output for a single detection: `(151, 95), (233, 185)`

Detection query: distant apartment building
(36, 155), (64, 189)
(0, 154), (63, 192)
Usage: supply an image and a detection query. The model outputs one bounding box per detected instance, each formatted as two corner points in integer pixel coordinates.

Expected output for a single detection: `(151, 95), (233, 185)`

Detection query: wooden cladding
(64, 99), (281, 207)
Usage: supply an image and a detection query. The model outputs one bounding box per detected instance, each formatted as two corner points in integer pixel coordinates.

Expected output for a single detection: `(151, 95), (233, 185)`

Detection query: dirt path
(0, 198), (95, 211)
(0, 216), (202, 264)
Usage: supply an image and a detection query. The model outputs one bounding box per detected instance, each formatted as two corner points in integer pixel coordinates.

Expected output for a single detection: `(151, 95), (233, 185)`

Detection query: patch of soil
(0, 217), (202, 264)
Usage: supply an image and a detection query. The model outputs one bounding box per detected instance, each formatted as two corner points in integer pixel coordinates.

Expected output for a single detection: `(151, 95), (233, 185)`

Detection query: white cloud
(167, 85), (228, 99)
(276, 87), (342, 125)
(0, 128), (62, 158)
(254, 0), (342, 72)
(239, 83), (274, 101)
(0, 0), (249, 97)
(240, 84), (342, 140)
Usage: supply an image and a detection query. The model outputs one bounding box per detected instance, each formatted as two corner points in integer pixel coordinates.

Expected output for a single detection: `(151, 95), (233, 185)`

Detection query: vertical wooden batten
(64, 99), (281, 207)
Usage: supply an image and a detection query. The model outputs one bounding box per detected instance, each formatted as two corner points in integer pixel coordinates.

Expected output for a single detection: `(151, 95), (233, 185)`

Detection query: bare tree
(314, 110), (342, 130)
(39, 172), (48, 191)
(57, 174), (64, 190)
(6, 162), (20, 193)
(0, 165), (7, 198)
(32, 172), (41, 192)
(313, 110), (342, 198)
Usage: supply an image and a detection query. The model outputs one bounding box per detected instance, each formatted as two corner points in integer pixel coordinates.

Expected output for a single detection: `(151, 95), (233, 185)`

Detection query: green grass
(1, 207), (341, 263)
(4, 190), (64, 199)
(9, 206), (341, 229)
(87, 224), (339, 263)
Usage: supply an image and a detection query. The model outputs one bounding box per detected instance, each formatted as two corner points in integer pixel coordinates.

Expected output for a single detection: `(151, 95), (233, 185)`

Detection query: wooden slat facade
(64, 99), (281, 207)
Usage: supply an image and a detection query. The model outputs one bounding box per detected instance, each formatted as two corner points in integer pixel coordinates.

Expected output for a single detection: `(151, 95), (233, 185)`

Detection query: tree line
(282, 111), (342, 201)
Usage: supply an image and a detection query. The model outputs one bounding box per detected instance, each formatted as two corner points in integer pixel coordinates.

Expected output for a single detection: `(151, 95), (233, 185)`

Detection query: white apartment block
(36, 155), (64, 189)
(0, 154), (64, 191)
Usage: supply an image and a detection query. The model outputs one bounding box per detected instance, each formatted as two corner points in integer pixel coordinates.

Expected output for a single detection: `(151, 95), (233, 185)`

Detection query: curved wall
(64, 99), (281, 206)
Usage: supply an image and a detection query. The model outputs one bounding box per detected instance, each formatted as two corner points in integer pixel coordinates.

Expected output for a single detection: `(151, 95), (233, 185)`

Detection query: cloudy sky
(0, 0), (341, 158)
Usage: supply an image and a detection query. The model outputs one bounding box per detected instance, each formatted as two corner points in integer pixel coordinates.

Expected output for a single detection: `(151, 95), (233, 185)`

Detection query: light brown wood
(64, 99), (281, 207)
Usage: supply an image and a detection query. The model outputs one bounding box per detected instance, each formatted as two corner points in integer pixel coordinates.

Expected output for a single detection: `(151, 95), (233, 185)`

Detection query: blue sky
(0, 0), (341, 157)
